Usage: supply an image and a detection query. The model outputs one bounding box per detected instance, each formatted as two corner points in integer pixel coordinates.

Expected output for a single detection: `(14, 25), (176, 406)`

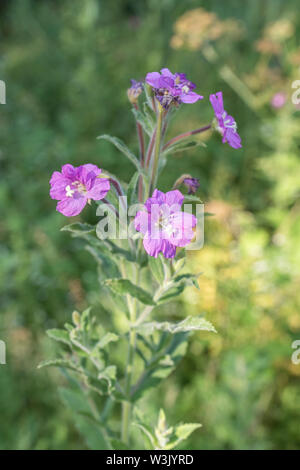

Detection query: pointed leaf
(97, 134), (141, 171)
(46, 329), (71, 346)
(136, 316), (216, 335)
(104, 278), (155, 306)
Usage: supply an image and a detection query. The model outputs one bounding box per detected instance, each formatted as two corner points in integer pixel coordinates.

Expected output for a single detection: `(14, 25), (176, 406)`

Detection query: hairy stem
(145, 128), (156, 169)
(121, 264), (138, 445)
(134, 103), (146, 203)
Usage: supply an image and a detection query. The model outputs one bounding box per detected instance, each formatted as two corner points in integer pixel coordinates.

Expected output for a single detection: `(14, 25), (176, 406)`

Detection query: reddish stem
(162, 124), (211, 151)
(145, 128), (157, 169)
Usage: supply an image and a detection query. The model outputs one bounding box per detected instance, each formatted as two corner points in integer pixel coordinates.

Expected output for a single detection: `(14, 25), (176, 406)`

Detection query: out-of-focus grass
(0, 0), (299, 449)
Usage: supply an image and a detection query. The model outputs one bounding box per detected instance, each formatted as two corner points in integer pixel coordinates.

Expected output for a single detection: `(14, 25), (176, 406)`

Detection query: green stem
(150, 104), (163, 194)
(121, 265), (138, 445)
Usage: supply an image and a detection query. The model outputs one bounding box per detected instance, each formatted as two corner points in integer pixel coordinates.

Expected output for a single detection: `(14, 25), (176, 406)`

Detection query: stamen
(65, 185), (75, 198)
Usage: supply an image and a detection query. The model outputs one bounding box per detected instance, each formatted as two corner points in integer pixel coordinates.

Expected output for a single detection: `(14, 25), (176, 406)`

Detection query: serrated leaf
(104, 278), (155, 306)
(37, 358), (83, 373)
(175, 423), (202, 440)
(136, 316), (216, 335)
(97, 134), (141, 171)
(165, 423), (202, 450)
(95, 332), (119, 350)
(61, 223), (95, 236)
(46, 328), (71, 346)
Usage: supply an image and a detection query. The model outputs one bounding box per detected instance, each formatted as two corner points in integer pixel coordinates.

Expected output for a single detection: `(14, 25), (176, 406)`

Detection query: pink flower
(146, 68), (203, 108)
(271, 92), (287, 109)
(50, 164), (110, 217)
(210, 91), (242, 149)
(135, 189), (197, 258)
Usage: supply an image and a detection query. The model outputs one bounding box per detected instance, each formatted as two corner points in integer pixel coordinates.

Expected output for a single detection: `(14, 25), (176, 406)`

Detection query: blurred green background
(0, 0), (300, 449)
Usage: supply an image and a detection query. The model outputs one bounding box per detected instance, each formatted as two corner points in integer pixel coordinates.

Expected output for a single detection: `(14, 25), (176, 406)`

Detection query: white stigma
(222, 111), (237, 131)
(65, 185), (75, 198)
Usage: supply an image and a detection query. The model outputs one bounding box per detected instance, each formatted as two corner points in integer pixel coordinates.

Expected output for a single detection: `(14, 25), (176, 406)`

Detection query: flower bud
(173, 174), (200, 195)
(127, 79), (143, 104)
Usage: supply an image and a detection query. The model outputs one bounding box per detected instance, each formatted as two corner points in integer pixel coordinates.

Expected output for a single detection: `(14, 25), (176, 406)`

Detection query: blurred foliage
(0, 0), (299, 449)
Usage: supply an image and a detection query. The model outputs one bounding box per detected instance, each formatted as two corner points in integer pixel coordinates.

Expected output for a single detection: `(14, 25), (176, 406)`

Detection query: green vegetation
(0, 0), (299, 449)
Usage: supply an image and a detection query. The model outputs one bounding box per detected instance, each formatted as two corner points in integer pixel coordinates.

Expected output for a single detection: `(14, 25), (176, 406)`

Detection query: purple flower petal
(49, 172), (70, 200)
(180, 92), (203, 103)
(56, 195), (87, 217)
(61, 164), (76, 179)
(50, 163), (110, 217)
(161, 240), (176, 258)
(146, 72), (161, 88)
(143, 236), (163, 258)
(210, 91), (242, 149)
(224, 129), (242, 149)
(165, 189), (184, 209)
(86, 178), (110, 200)
(210, 92), (224, 116)
(134, 211), (150, 235)
(166, 211), (197, 247)
(135, 188), (197, 258)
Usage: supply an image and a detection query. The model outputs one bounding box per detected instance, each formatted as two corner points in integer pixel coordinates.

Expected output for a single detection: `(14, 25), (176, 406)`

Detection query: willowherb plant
(40, 68), (242, 450)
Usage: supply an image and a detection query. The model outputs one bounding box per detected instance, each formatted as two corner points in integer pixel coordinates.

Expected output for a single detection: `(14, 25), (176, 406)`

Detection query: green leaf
(94, 332), (119, 350)
(183, 194), (203, 203)
(97, 134), (141, 171)
(85, 365), (117, 395)
(136, 316), (216, 335)
(132, 108), (154, 136)
(104, 278), (155, 306)
(175, 423), (202, 441)
(174, 273), (201, 290)
(148, 255), (165, 284)
(46, 329), (71, 346)
(109, 439), (130, 450)
(163, 139), (206, 156)
(157, 285), (185, 304)
(165, 423), (202, 450)
(61, 223), (95, 236)
(85, 245), (120, 279)
(59, 387), (110, 450)
(37, 358), (83, 373)
(131, 333), (188, 401)
(58, 387), (93, 415)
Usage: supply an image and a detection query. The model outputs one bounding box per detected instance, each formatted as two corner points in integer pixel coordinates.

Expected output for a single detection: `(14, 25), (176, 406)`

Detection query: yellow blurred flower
(171, 8), (243, 51)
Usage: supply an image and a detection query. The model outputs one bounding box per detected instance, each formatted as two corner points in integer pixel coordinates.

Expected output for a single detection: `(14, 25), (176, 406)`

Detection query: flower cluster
(49, 67), (242, 257)
(146, 68), (203, 107)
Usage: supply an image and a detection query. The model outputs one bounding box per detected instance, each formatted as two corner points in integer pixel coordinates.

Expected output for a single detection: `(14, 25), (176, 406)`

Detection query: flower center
(222, 111), (237, 132)
(156, 212), (175, 236)
(181, 85), (190, 94)
(65, 181), (87, 198)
